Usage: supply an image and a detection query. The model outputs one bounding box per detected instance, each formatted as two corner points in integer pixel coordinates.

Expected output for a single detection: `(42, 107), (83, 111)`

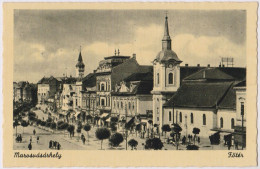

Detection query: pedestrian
(227, 140), (231, 150)
(235, 141), (239, 150)
(20, 134), (22, 143)
(54, 141), (57, 149)
(49, 140), (53, 149)
(81, 133), (84, 141)
(57, 143), (61, 150)
(28, 142), (32, 150)
(198, 137), (200, 144)
(182, 136), (186, 145)
(37, 136), (39, 143)
(82, 137), (86, 145)
(30, 136), (32, 143)
(33, 129), (36, 135)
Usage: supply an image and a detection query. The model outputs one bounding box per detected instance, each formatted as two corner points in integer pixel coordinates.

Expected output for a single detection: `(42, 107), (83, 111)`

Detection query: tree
(145, 138), (164, 150)
(21, 120), (29, 133)
(110, 122), (117, 132)
(67, 125), (75, 138)
(162, 124), (171, 139)
(40, 121), (46, 128)
(110, 117), (118, 123)
(172, 123), (182, 150)
(50, 122), (57, 131)
(45, 122), (52, 128)
(83, 124), (91, 142)
(36, 119), (42, 126)
(192, 128), (200, 145)
(128, 139), (138, 150)
(95, 128), (111, 150)
(58, 122), (69, 136)
(109, 133), (124, 148)
(13, 119), (20, 136)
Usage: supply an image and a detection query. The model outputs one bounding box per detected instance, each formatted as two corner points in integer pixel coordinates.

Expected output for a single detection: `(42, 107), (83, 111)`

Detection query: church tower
(152, 15), (182, 131)
(76, 47), (85, 78)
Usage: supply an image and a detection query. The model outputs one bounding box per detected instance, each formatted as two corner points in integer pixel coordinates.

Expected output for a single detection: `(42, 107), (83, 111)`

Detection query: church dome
(155, 50), (182, 63)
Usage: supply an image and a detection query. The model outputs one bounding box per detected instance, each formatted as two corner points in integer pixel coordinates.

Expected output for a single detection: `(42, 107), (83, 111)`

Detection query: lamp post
(241, 102), (244, 150)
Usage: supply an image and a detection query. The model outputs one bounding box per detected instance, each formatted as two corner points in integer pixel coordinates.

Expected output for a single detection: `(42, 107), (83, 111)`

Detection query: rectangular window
(157, 117), (159, 121)
(241, 102), (244, 115)
(157, 73), (160, 84)
(169, 111), (171, 121)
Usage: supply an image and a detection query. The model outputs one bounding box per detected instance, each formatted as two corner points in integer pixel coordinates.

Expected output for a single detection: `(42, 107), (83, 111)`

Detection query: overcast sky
(14, 10), (246, 83)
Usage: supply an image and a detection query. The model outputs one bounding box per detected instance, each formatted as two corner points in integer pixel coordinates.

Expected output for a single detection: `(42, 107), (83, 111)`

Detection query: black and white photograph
(12, 9), (248, 151)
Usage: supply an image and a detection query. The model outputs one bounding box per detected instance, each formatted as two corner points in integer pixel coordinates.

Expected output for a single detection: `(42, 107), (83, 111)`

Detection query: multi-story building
(95, 52), (141, 116)
(37, 76), (61, 103)
(111, 71), (153, 124)
(233, 80), (246, 148)
(13, 81), (36, 103)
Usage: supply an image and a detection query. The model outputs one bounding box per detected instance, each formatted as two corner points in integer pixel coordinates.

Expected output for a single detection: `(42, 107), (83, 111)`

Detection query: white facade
(61, 84), (75, 111)
(37, 84), (50, 102)
(235, 87), (246, 127)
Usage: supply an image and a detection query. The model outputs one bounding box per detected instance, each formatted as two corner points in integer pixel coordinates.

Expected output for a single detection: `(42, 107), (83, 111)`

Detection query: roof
(184, 68), (235, 81)
(234, 80), (246, 87)
(217, 67), (246, 81)
(164, 81), (234, 108)
(180, 66), (205, 82)
(155, 50), (182, 63)
(112, 80), (153, 95)
(38, 76), (58, 84)
(123, 71), (153, 82)
(82, 73), (96, 88)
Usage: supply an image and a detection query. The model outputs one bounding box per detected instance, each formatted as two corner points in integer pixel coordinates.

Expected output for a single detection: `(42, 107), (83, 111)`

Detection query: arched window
(101, 84), (105, 91)
(168, 73), (173, 84)
(203, 114), (206, 125)
(179, 112), (182, 122)
(231, 118), (235, 129)
(117, 102), (119, 109)
(157, 73), (160, 84)
(121, 102), (123, 109)
(114, 101), (116, 108)
(132, 103), (134, 110)
(169, 111), (172, 121)
(157, 107), (159, 114)
(128, 102), (131, 110)
(220, 117), (223, 128)
(190, 113), (193, 124)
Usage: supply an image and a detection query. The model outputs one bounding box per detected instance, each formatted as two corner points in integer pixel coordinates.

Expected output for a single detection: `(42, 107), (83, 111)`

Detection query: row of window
(156, 73), (174, 85)
(173, 112), (235, 129)
(97, 82), (110, 92)
(113, 101), (135, 110)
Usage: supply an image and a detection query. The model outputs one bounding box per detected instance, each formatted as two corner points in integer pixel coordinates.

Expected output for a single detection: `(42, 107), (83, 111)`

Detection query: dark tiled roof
(217, 67), (246, 81)
(164, 81), (234, 108)
(124, 72), (153, 82)
(180, 66), (205, 81)
(134, 81), (153, 95)
(184, 68), (234, 81)
(82, 73), (96, 88)
(217, 83), (237, 109)
(37, 76), (58, 84)
(234, 80), (246, 87)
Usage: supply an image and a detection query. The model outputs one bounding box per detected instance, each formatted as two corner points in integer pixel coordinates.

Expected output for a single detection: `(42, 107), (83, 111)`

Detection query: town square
(13, 9), (246, 151)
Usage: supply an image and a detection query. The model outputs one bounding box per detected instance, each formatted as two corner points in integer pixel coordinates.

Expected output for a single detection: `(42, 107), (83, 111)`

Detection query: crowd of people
(49, 140), (61, 150)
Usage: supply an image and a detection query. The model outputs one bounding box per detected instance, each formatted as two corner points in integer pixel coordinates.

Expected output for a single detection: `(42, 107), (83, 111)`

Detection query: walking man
(33, 129), (36, 135)
(37, 136), (39, 143)
(28, 142), (32, 150)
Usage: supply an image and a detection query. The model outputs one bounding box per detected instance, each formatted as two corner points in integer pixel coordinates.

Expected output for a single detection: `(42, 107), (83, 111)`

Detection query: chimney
(133, 53), (136, 59)
(197, 64), (200, 67)
(207, 64), (210, 67)
(185, 64), (188, 67)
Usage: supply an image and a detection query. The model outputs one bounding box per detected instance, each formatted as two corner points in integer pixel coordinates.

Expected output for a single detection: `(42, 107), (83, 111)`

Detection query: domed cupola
(155, 15), (182, 64)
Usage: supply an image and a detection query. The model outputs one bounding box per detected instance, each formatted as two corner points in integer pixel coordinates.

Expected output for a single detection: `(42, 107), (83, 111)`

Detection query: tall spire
(162, 13), (172, 51)
(78, 46), (83, 62)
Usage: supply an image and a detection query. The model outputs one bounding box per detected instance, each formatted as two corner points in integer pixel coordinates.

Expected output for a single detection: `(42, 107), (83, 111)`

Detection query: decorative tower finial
(118, 49), (120, 56)
(162, 13), (171, 51)
(115, 49), (117, 56)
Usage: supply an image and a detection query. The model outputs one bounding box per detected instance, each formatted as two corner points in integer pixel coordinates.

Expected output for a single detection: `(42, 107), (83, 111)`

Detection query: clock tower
(151, 15), (182, 131)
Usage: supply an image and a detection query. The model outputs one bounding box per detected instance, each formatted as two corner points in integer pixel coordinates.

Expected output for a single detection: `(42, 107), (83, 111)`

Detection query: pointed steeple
(162, 14), (172, 51)
(78, 46), (83, 62)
